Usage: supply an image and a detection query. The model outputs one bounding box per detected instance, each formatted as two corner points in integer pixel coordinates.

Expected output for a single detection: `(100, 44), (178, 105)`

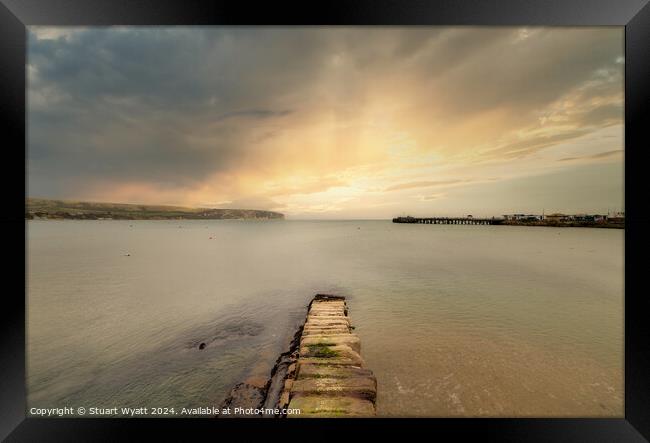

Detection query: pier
(281, 294), (377, 417)
(393, 216), (503, 225)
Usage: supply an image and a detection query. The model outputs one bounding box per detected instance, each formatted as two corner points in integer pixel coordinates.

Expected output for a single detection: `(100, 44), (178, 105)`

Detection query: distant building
(544, 213), (568, 222)
(572, 214), (595, 222)
(502, 212), (620, 224)
(608, 211), (625, 223)
(503, 214), (543, 221)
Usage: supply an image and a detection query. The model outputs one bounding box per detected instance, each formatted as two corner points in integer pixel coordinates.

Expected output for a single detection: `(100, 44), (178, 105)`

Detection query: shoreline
(26, 217), (625, 228)
(393, 217), (624, 229)
(26, 216), (283, 221)
(501, 221), (624, 229)
(25, 198), (284, 221)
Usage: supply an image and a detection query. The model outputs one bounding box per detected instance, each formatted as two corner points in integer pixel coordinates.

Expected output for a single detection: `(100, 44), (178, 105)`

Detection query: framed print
(2, 0), (649, 440)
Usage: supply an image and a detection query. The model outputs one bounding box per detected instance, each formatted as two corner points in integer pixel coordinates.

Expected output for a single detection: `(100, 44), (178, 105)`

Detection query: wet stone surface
(285, 294), (377, 418)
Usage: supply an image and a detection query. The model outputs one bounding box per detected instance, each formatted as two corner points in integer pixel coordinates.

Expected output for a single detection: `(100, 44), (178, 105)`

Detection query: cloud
(384, 179), (465, 192)
(419, 193), (446, 201)
(213, 109), (293, 122)
(264, 176), (348, 197)
(27, 27), (624, 216)
(558, 149), (623, 162)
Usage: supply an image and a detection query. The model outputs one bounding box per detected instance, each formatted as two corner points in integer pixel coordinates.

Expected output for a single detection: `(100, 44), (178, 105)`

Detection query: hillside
(26, 198), (284, 220)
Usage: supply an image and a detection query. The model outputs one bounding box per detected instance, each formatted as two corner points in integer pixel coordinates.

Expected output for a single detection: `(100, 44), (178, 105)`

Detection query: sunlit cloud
(384, 180), (465, 192)
(558, 149), (623, 163)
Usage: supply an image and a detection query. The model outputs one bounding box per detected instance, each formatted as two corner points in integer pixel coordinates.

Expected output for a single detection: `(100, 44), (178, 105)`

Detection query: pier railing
(392, 216), (503, 225)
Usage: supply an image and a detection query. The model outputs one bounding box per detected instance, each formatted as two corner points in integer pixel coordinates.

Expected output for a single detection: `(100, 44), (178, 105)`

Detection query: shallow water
(26, 220), (623, 416)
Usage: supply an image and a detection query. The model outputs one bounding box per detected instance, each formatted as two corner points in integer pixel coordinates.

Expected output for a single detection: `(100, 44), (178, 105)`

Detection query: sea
(26, 220), (624, 416)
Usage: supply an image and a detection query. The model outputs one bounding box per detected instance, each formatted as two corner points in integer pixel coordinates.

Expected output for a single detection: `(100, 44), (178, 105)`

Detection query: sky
(27, 27), (624, 219)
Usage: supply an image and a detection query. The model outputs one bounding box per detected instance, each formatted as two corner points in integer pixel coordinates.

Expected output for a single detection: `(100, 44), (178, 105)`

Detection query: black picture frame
(2, 0), (649, 440)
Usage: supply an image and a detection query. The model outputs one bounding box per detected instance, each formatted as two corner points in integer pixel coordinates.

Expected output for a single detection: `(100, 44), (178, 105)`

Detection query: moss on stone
(306, 343), (339, 358)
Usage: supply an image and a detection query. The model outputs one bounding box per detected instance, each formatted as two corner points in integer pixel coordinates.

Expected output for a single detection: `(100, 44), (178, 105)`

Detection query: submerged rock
(187, 319), (265, 350)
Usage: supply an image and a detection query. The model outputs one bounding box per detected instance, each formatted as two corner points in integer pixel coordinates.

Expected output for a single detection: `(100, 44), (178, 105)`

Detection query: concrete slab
(287, 396), (376, 417)
(302, 327), (351, 336)
(296, 364), (374, 379)
(300, 334), (361, 353)
(299, 343), (359, 358)
(291, 377), (377, 400)
(297, 353), (365, 367)
(305, 320), (350, 328)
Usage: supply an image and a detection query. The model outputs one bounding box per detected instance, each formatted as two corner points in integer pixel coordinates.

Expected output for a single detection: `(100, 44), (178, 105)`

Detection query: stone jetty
(281, 294), (377, 417)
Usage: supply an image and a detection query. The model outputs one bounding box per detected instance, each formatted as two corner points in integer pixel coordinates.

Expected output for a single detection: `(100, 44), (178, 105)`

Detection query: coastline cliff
(25, 198), (284, 221)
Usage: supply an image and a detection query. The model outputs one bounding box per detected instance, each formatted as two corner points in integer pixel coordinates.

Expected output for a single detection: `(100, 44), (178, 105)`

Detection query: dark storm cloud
(214, 109), (293, 122)
(424, 28), (623, 118)
(28, 28), (316, 192)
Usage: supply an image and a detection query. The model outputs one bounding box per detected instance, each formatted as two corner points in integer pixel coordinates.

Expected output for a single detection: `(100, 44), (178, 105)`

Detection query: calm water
(26, 220), (623, 417)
